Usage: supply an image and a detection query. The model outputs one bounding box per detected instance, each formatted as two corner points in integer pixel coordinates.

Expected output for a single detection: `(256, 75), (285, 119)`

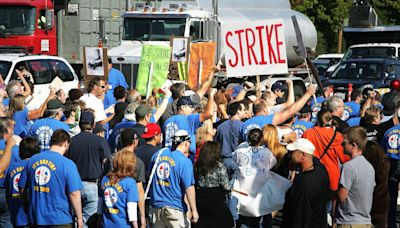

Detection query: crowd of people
(0, 60), (399, 228)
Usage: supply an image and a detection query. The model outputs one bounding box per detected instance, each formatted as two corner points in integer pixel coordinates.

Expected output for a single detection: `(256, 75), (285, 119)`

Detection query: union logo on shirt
(34, 166), (51, 186)
(156, 162), (171, 180)
(13, 173), (21, 192)
(104, 187), (118, 207)
(388, 134), (399, 149)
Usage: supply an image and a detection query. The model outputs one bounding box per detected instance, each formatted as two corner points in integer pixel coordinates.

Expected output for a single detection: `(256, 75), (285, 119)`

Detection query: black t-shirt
(102, 153), (146, 184)
(332, 116), (349, 133)
(360, 118), (394, 143)
(67, 131), (111, 180)
(135, 143), (160, 175)
(281, 158), (330, 228)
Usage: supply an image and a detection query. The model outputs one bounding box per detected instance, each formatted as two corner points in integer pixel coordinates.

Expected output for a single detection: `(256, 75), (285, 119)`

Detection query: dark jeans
(0, 188), (13, 228)
(236, 215), (261, 228)
(388, 158), (400, 228)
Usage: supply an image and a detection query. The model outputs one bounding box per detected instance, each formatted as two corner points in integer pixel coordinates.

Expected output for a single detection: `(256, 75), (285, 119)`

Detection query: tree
(369, 0), (400, 25)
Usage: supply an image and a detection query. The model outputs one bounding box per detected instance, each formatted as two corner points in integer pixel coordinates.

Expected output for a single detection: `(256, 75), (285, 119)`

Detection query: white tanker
(109, 0), (317, 86)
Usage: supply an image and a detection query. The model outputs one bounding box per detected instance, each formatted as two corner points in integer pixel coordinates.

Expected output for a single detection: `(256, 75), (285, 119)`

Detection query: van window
(48, 60), (74, 82)
(26, 60), (53, 84)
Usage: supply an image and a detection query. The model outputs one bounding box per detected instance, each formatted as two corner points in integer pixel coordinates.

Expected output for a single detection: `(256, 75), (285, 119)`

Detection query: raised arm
(199, 88), (217, 123)
(152, 89), (172, 123)
(0, 137), (16, 174)
(15, 69), (32, 97)
(28, 89), (56, 120)
(279, 79), (295, 110)
(196, 68), (215, 99)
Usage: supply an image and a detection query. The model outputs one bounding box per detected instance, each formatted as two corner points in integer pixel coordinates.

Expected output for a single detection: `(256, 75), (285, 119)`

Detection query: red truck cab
(0, 0), (56, 55)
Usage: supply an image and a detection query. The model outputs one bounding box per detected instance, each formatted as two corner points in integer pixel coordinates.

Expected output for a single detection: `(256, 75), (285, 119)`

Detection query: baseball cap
(93, 123), (104, 134)
(177, 96), (196, 107)
(173, 130), (190, 144)
(135, 104), (153, 117)
(120, 128), (139, 146)
(124, 103), (139, 121)
(47, 99), (64, 110)
(141, 123), (161, 139)
(231, 85), (243, 98)
(271, 82), (286, 92)
(80, 111), (95, 124)
(286, 138), (316, 155)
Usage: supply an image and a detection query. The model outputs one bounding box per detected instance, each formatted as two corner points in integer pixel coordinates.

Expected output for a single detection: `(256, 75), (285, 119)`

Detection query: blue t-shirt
(347, 117), (361, 127)
(108, 68), (129, 91)
(0, 139), (21, 188)
(3, 97), (9, 106)
(150, 148), (195, 211)
(215, 120), (243, 158)
(292, 120), (314, 138)
(310, 96), (325, 123)
(108, 121), (136, 152)
(100, 176), (139, 228)
(342, 101), (361, 121)
(5, 160), (29, 226)
(28, 118), (70, 151)
(13, 108), (29, 137)
(240, 115), (274, 141)
(104, 90), (116, 109)
(382, 125), (400, 160)
(163, 114), (201, 155)
(18, 151), (83, 226)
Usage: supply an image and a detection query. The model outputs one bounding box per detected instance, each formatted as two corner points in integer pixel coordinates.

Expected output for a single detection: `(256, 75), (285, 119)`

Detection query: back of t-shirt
(337, 156), (375, 224)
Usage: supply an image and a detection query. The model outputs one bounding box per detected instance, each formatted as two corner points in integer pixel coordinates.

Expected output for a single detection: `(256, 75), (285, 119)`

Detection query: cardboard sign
(222, 19), (288, 77)
(188, 42), (216, 90)
(136, 45), (171, 96)
(49, 76), (64, 91)
(83, 47), (109, 83)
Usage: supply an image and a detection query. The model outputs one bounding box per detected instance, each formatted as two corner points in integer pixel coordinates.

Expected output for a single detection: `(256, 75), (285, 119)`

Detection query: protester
(327, 95), (349, 133)
(335, 127), (375, 228)
(342, 89), (362, 121)
(19, 130), (84, 227)
(63, 101), (81, 136)
(193, 141), (233, 227)
(194, 119), (215, 162)
(99, 149), (139, 228)
(281, 138), (330, 228)
(104, 58), (129, 108)
(292, 104), (313, 138)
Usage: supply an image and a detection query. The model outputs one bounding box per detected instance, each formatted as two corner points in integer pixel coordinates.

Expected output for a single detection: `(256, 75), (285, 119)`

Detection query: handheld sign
(222, 19), (288, 77)
(188, 42), (216, 90)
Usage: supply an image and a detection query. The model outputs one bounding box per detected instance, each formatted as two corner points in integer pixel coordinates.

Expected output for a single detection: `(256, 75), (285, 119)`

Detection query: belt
(82, 179), (98, 183)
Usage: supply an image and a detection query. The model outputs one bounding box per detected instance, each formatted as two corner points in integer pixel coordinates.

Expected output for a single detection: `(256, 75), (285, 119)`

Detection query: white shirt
(80, 93), (107, 122)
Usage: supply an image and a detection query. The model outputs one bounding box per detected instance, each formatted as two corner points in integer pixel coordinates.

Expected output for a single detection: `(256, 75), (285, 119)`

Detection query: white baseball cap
(286, 138), (316, 155)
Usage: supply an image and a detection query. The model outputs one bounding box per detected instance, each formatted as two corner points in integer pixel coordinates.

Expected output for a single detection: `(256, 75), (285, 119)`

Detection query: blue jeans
(81, 182), (98, 228)
(0, 188), (13, 228)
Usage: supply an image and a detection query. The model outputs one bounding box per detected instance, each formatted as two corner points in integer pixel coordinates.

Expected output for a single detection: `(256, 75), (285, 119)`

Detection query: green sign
(136, 45), (171, 96)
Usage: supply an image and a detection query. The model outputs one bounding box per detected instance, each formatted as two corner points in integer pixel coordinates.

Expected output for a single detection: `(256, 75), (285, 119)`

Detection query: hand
(306, 84), (316, 95)
(208, 88), (217, 97)
(0, 89), (6, 99)
(190, 210), (199, 223)
(12, 135), (22, 146)
(77, 217), (83, 228)
(47, 88), (57, 100)
(6, 136), (16, 147)
(105, 105), (115, 114)
(140, 216), (146, 228)
(15, 69), (24, 80)
(285, 79), (293, 86)
(248, 95), (257, 102)
(164, 89), (172, 98)
(265, 81), (272, 91)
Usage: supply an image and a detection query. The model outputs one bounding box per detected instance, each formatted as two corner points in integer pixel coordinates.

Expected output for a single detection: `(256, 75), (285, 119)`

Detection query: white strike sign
(222, 19), (288, 77)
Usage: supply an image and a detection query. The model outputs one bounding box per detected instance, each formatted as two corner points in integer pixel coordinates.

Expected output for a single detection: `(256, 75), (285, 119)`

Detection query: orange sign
(188, 42), (216, 90)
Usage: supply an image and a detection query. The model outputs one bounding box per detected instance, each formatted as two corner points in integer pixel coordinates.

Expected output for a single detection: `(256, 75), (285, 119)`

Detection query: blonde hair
(7, 94), (25, 118)
(262, 124), (287, 164)
(196, 119), (215, 144)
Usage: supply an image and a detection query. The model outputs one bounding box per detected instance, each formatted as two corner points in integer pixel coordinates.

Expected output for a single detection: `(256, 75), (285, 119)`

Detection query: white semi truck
(109, 0), (318, 88)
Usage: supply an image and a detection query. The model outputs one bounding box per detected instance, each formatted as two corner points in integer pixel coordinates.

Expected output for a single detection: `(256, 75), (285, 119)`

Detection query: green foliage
(369, 0), (400, 25)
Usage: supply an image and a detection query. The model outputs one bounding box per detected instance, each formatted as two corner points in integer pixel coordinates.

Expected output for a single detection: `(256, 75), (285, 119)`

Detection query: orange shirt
(303, 126), (350, 191)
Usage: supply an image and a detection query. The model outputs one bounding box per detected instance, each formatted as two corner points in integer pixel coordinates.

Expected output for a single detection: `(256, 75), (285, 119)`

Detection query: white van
(0, 54), (79, 108)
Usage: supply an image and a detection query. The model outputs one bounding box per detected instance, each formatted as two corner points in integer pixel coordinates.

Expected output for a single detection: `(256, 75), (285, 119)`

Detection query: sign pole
(304, 59), (317, 103)
(146, 62), (154, 99)
(198, 60), (203, 89)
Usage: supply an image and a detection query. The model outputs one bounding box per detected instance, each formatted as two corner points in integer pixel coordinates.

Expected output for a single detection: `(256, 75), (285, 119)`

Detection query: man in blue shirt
(104, 58), (129, 108)
(293, 105), (314, 139)
(163, 89), (216, 160)
(149, 130), (198, 227)
(28, 99), (70, 151)
(342, 90), (362, 121)
(19, 130), (84, 227)
(240, 85), (316, 141)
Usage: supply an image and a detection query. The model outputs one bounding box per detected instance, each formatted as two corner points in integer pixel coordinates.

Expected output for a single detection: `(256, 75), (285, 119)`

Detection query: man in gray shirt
(336, 126), (375, 228)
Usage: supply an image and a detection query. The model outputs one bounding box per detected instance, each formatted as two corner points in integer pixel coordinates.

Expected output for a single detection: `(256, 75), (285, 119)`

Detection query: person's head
(172, 130), (191, 155)
(108, 149), (137, 184)
(177, 96), (196, 115)
(63, 101), (80, 121)
(248, 128), (263, 147)
(126, 89), (141, 103)
(351, 89), (363, 103)
(49, 129), (71, 154)
(44, 99), (64, 119)
(79, 110), (95, 131)
(171, 83), (185, 100)
(271, 82), (286, 98)
(142, 123), (163, 144)
(262, 124), (287, 162)
(231, 85), (242, 100)
(381, 90), (400, 116)
(87, 78), (106, 97)
(262, 91), (278, 107)
(228, 101), (246, 119)
(195, 119), (215, 144)
(316, 109), (335, 127)
(363, 106), (382, 125)
(56, 89), (67, 104)
(252, 99), (269, 116)
(68, 88), (84, 101)
(342, 126), (367, 156)
(297, 104), (311, 121)
(194, 141), (221, 179)
(0, 118), (14, 139)
(147, 95), (158, 108)
(327, 95), (345, 117)
(120, 128), (139, 149)
(135, 104), (153, 124)
(19, 137), (40, 159)
(6, 80), (22, 98)
(124, 102), (139, 122)
(287, 138), (315, 166)
(114, 86), (127, 101)
(7, 94), (26, 117)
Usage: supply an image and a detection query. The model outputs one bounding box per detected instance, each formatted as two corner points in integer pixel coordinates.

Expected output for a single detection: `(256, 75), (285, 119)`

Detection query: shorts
(149, 207), (190, 228)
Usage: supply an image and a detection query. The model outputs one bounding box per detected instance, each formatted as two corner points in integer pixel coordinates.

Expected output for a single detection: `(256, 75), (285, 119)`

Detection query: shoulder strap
(144, 148), (167, 199)
(318, 129), (337, 160)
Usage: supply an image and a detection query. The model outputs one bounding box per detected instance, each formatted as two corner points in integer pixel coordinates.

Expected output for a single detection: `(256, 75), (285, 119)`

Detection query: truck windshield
(0, 6), (35, 35)
(331, 62), (382, 79)
(0, 61), (11, 78)
(123, 18), (186, 41)
(343, 47), (396, 61)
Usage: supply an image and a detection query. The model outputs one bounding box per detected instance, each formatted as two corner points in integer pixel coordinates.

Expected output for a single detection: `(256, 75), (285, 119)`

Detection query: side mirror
(45, 9), (54, 30)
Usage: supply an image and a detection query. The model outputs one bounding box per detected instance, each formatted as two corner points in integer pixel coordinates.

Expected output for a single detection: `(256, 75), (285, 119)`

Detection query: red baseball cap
(141, 123), (161, 139)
